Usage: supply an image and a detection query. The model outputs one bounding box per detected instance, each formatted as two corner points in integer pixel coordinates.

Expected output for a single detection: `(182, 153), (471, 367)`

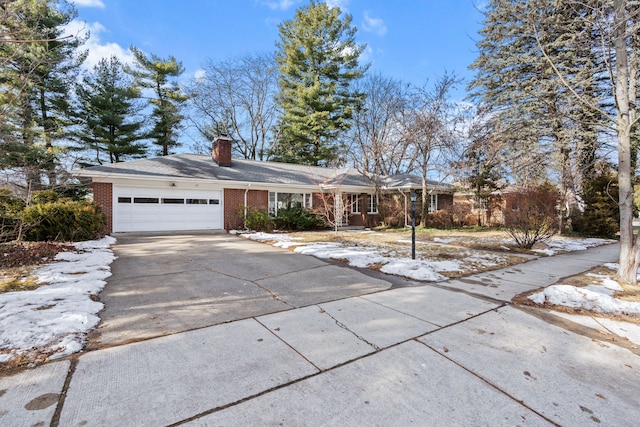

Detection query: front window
(368, 194), (378, 214)
(429, 194), (438, 213)
(268, 192), (312, 216)
(351, 194), (360, 214)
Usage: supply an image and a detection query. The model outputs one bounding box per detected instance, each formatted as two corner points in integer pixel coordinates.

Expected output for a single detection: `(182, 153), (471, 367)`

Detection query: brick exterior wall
(438, 193), (453, 209)
(224, 188), (268, 230)
(92, 182), (113, 234)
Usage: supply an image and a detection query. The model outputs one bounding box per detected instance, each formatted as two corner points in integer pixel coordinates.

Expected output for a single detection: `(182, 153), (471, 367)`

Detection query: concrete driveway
(88, 232), (393, 349)
(4, 237), (640, 426)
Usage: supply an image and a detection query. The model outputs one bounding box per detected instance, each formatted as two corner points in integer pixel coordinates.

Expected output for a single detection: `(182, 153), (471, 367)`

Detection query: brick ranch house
(75, 136), (454, 233)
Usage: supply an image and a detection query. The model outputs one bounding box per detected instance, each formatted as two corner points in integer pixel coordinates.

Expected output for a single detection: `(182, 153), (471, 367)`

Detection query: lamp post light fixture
(410, 191), (417, 260)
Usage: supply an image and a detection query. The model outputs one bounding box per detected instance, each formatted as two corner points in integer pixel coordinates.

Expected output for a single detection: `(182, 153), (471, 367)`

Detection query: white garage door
(113, 186), (223, 232)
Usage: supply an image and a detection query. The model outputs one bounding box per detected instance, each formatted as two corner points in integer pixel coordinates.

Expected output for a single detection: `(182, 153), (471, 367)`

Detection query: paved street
(1, 234), (638, 426)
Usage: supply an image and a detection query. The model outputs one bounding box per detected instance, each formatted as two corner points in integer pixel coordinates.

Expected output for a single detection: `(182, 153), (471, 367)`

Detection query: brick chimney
(212, 135), (232, 167)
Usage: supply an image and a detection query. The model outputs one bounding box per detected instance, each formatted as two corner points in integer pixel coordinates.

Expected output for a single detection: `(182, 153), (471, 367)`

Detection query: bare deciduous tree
(186, 53), (280, 160)
(404, 73), (464, 226)
(348, 72), (412, 177)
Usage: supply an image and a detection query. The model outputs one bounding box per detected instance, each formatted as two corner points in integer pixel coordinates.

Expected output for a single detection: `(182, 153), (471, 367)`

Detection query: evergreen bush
(274, 206), (323, 231)
(238, 206), (274, 232)
(30, 190), (59, 204)
(23, 200), (106, 242)
(0, 189), (26, 242)
(571, 163), (619, 238)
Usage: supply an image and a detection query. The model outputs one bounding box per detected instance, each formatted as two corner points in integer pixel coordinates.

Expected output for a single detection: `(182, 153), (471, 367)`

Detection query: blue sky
(68, 0), (486, 100)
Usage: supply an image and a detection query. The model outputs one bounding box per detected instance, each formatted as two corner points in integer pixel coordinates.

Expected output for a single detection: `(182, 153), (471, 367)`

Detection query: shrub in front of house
(239, 206), (274, 232)
(503, 185), (559, 249)
(22, 200), (106, 242)
(274, 206), (323, 231)
(425, 204), (471, 229)
(0, 189), (27, 242)
(30, 190), (59, 204)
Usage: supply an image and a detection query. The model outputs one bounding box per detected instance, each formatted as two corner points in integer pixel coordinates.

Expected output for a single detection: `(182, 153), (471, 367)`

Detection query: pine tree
(127, 46), (189, 156)
(470, 0), (640, 283)
(0, 0), (86, 189)
(273, 0), (367, 166)
(468, 0), (606, 225)
(74, 56), (147, 165)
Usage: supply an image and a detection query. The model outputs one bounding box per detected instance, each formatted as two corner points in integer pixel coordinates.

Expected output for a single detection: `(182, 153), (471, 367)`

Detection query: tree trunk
(614, 0), (639, 284)
(420, 176), (428, 228)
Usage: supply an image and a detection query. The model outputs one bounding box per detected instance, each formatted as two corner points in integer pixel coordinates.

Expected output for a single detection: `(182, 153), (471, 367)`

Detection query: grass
(0, 267), (43, 293)
(283, 228), (532, 279)
(0, 241), (71, 294)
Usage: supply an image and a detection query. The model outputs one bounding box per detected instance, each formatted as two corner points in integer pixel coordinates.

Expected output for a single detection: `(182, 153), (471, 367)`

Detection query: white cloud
(194, 69), (206, 82)
(362, 11), (387, 36)
(325, 0), (350, 11)
(262, 0), (300, 10)
(70, 0), (105, 8)
(63, 20), (134, 70)
(262, 0), (347, 11)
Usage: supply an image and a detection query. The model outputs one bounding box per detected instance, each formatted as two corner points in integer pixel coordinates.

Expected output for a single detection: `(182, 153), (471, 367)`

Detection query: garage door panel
(113, 186), (222, 232)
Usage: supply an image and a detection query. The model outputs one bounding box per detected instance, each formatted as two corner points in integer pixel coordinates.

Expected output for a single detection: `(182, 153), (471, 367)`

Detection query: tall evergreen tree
(0, 0), (86, 190)
(470, 0), (640, 283)
(74, 56), (147, 165)
(273, 0), (367, 166)
(127, 46), (189, 156)
(468, 0), (606, 225)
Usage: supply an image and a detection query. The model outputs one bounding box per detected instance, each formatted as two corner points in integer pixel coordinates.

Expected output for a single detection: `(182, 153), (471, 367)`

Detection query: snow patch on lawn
(379, 259), (448, 281)
(529, 263), (640, 317)
(528, 285), (640, 316)
(0, 236), (116, 364)
(531, 237), (615, 255)
(243, 232), (503, 282)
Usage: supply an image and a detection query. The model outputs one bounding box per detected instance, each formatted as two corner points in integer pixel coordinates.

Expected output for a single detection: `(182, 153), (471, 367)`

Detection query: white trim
(429, 194), (438, 213)
(368, 194), (379, 214)
(351, 193), (360, 214)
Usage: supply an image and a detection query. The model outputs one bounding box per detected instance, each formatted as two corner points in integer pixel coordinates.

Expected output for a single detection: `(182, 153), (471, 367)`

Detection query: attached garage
(113, 186), (223, 232)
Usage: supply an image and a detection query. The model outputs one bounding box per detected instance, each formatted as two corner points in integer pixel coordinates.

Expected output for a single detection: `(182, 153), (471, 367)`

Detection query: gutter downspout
(244, 184), (251, 225)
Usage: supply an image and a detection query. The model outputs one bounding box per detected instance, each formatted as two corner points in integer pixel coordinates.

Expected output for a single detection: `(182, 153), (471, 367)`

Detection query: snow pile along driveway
(0, 236), (116, 364)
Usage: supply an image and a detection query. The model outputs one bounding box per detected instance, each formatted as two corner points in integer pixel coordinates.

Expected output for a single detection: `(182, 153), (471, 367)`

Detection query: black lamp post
(410, 191), (416, 260)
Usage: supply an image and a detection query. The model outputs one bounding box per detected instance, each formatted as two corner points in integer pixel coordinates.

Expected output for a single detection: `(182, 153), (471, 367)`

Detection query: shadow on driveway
(88, 232), (392, 349)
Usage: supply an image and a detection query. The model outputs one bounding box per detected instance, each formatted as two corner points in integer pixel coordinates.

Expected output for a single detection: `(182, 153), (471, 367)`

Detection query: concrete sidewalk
(2, 241), (639, 426)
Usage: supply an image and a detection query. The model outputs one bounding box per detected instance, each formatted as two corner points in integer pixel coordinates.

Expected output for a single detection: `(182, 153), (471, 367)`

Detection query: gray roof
(77, 154), (371, 188)
(77, 154), (455, 193)
(382, 173), (455, 193)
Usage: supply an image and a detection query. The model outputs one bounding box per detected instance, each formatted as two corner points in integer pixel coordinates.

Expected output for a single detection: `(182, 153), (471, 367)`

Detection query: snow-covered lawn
(241, 231), (613, 282)
(528, 263), (640, 317)
(242, 230), (639, 325)
(0, 236), (116, 366)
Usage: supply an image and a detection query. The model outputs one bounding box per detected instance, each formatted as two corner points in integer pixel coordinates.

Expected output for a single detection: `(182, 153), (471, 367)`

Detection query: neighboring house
(453, 185), (541, 227)
(75, 136), (454, 233)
